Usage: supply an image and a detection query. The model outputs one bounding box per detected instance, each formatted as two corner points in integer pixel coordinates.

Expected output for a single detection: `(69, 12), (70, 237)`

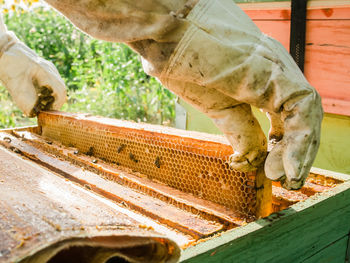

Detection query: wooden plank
(239, 1), (350, 17)
(0, 146), (182, 263)
(304, 20), (350, 103)
(305, 44), (350, 97)
(302, 235), (348, 263)
(305, 20), (350, 47)
(244, 8), (350, 21)
(304, 27), (350, 96)
(181, 180), (350, 262)
(319, 98), (350, 116)
(254, 20), (291, 48)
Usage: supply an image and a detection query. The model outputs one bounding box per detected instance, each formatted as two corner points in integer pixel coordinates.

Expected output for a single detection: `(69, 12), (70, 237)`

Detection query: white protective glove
(0, 15), (66, 117)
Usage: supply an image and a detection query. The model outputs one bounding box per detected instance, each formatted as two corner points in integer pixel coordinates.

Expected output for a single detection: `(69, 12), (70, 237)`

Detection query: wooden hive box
(1, 111), (349, 263)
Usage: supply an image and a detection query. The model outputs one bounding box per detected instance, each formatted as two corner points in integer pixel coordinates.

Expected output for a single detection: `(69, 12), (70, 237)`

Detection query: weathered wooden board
(0, 146), (181, 263)
(181, 178), (350, 262)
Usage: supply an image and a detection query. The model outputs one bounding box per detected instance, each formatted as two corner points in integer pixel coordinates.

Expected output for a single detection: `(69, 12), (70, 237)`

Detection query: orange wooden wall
(240, 2), (350, 116)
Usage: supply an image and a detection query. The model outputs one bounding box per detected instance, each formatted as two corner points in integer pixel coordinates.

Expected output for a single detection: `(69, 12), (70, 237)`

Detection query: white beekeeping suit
(0, 14), (66, 117)
(46, 0), (323, 190)
(12, 0), (324, 189)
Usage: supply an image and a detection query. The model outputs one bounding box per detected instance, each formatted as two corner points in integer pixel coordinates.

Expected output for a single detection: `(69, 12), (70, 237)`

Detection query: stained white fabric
(0, 14), (66, 117)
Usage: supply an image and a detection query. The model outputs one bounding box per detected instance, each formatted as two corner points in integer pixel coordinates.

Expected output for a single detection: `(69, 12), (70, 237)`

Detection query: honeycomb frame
(38, 111), (269, 217)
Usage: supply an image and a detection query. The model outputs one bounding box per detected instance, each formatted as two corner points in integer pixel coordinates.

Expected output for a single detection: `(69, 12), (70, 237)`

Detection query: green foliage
(0, 8), (176, 128)
(0, 86), (37, 128)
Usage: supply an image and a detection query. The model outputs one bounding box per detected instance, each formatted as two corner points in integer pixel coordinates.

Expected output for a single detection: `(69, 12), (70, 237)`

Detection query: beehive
(0, 111), (347, 263)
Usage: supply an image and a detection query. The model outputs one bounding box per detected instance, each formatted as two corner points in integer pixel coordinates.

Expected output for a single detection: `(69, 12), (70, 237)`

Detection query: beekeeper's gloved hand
(154, 0), (323, 190)
(0, 15), (66, 117)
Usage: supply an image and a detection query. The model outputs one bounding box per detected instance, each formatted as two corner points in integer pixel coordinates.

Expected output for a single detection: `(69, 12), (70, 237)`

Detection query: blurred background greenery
(0, 0), (176, 128)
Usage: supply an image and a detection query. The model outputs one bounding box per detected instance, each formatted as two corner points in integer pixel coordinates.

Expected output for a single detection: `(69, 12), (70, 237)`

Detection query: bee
(120, 201), (128, 207)
(73, 150), (79, 155)
(92, 159), (98, 164)
(129, 153), (138, 163)
(46, 141), (53, 145)
(117, 144), (126, 153)
(84, 184), (92, 190)
(13, 148), (21, 154)
(154, 156), (161, 168)
(255, 185), (264, 190)
(86, 146), (94, 156)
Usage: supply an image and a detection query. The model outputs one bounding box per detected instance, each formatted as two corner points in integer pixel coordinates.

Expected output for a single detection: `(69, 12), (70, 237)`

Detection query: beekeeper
(0, 0), (323, 190)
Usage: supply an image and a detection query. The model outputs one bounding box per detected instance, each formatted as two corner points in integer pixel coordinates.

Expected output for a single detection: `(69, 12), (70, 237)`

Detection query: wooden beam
(254, 167), (273, 218)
